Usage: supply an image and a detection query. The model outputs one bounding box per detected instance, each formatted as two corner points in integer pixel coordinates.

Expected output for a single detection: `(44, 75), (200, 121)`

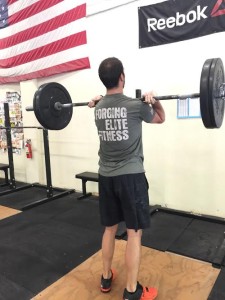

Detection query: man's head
(98, 57), (125, 89)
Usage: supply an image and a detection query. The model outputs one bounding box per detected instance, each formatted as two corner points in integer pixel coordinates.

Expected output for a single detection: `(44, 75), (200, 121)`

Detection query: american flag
(0, 0), (90, 84)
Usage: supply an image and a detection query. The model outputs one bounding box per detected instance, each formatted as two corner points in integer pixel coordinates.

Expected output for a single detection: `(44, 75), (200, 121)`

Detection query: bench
(75, 171), (99, 199)
(0, 163), (9, 186)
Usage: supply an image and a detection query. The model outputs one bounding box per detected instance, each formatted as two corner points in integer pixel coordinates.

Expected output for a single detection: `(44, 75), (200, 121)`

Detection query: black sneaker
(123, 282), (143, 300)
(123, 282), (158, 300)
(100, 269), (116, 293)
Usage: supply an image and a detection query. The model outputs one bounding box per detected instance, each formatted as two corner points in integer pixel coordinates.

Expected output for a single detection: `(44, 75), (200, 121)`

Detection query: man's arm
(151, 101), (165, 123)
(143, 91), (165, 124)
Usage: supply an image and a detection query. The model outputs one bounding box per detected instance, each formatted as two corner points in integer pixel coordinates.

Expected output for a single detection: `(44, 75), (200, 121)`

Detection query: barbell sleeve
(26, 106), (34, 111)
(57, 102), (90, 108)
(220, 83), (225, 98)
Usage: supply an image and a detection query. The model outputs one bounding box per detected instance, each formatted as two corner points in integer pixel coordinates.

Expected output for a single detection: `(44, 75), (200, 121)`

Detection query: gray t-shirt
(95, 93), (155, 176)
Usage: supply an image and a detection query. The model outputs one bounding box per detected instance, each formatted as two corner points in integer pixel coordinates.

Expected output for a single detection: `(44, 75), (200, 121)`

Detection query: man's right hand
(88, 95), (103, 108)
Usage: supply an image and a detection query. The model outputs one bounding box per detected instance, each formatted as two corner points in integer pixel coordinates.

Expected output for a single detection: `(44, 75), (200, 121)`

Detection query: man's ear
(120, 73), (125, 82)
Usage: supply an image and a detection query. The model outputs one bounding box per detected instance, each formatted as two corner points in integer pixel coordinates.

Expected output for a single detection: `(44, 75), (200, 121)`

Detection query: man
(89, 57), (165, 300)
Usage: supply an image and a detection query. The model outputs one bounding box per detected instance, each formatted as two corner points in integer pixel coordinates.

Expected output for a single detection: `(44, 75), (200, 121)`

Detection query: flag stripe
(8, 0), (43, 17)
(0, 44), (89, 76)
(8, 0), (63, 25)
(2, 1), (85, 39)
(0, 0), (90, 84)
(0, 58), (90, 84)
(0, 4), (86, 49)
(0, 31), (87, 68)
(7, 0), (28, 5)
(8, 0), (18, 4)
(1, 18), (85, 59)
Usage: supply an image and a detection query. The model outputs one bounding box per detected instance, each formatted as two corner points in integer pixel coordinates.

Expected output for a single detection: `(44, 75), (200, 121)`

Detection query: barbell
(26, 57), (225, 130)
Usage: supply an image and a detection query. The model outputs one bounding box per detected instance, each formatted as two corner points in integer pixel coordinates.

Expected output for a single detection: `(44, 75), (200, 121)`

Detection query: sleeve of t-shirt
(140, 102), (155, 123)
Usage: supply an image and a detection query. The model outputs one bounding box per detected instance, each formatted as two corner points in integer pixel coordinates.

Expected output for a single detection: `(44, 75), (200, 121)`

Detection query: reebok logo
(147, 5), (207, 32)
(211, 0), (225, 17)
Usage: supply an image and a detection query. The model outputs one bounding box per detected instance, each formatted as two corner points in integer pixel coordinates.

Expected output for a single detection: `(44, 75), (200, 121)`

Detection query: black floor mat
(0, 221), (101, 295)
(1, 197), (224, 299)
(0, 244), (63, 296)
(131, 211), (193, 251)
(0, 194), (103, 297)
(43, 196), (103, 232)
(0, 180), (27, 192)
(0, 274), (33, 300)
(0, 186), (65, 210)
(116, 222), (127, 239)
(208, 267), (225, 300)
(168, 218), (225, 263)
(222, 251), (225, 267)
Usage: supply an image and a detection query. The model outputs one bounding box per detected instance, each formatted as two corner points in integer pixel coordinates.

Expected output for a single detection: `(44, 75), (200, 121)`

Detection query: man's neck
(106, 87), (123, 95)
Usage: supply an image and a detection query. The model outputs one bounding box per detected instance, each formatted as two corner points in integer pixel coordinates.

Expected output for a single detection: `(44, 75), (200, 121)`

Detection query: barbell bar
(26, 57), (225, 130)
(26, 92), (201, 113)
(0, 126), (43, 129)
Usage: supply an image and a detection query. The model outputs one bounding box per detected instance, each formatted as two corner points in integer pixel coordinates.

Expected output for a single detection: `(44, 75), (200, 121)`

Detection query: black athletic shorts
(98, 173), (150, 230)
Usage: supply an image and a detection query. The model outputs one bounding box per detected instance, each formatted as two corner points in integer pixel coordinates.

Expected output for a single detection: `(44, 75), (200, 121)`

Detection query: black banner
(138, 0), (225, 48)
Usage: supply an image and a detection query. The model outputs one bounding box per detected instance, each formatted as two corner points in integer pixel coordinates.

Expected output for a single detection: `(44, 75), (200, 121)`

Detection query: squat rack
(0, 102), (74, 209)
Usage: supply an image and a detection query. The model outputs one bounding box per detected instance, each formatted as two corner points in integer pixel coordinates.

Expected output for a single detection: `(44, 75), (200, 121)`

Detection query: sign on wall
(0, 92), (24, 154)
(139, 0), (225, 48)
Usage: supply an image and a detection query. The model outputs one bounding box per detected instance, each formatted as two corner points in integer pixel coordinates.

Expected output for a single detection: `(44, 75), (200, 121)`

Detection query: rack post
(4, 103), (16, 189)
(42, 129), (53, 197)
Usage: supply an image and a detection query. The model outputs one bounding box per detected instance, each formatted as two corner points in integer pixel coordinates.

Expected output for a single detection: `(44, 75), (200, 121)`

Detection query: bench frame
(75, 172), (99, 199)
(0, 164), (9, 187)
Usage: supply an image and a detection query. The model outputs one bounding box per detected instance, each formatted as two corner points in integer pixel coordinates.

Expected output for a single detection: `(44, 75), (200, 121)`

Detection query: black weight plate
(33, 83), (57, 130)
(33, 82), (73, 130)
(200, 58), (214, 128)
(208, 58), (225, 128)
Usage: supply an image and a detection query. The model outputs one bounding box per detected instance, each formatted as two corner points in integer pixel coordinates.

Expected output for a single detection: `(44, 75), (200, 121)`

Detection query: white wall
(1, 0), (225, 218)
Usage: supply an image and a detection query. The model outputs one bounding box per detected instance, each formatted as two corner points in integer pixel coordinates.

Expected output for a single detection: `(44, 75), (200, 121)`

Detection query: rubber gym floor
(0, 181), (224, 300)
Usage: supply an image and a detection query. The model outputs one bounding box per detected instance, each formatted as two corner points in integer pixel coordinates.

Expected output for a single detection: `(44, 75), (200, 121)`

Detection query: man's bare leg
(102, 224), (118, 278)
(125, 229), (142, 292)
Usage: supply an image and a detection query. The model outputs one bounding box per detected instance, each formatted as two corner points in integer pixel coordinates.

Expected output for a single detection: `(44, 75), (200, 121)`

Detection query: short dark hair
(98, 57), (124, 89)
